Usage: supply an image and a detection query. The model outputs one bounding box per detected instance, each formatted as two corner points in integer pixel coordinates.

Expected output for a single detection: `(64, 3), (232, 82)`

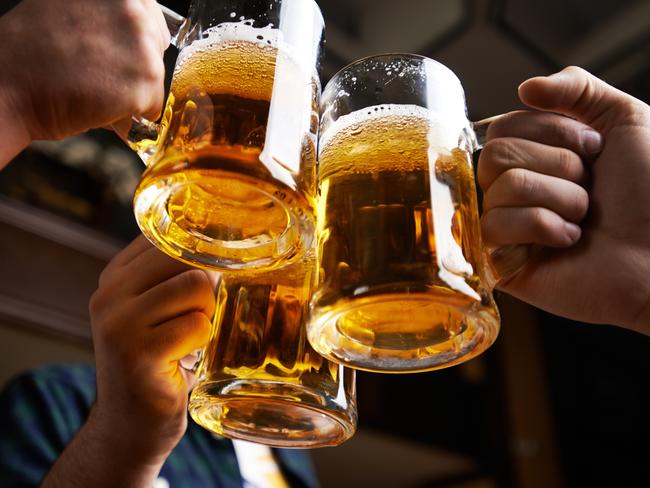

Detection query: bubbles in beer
(309, 104), (498, 372)
(320, 104), (468, 179)
(134, 19), (319, 271)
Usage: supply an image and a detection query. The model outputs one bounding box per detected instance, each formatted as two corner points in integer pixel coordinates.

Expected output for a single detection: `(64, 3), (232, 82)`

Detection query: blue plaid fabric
(0, 364), (318, 488)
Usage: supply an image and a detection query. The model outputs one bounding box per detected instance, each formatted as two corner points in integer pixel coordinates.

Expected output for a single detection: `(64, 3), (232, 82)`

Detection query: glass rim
(326, 52), (440, 84)
(192, 0), (325, 31)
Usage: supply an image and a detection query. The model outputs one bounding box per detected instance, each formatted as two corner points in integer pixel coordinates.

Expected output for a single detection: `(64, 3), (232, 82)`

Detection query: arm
(41, 407), (164, 488)
(43, 237), (215, 487)
(0, 0), (170, 169)
(0, 71), (31, 166)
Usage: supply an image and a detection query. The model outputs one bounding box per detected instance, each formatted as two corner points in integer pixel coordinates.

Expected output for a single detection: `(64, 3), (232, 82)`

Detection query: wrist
(42, 405), (168, 488)
(86, 404), (175, 467)
(84, 405), (180, 468)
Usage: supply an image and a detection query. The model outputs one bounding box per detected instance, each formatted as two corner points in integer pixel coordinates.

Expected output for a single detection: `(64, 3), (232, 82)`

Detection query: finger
(481, 207), (582, 248)
(135, 269), (216, 325)
(99, 235), (152, 286)
(486, 110), (603, 158)
(122, 246), (196, 294)
(110, 118), (132, 144)
(144, 0), (172, 53)
(483, 169), (589, 223)
(478, 137), (588, 190)
(140, 50), (166, 121)
(148, 312), (212, 362)
(518, 66), (634, 131)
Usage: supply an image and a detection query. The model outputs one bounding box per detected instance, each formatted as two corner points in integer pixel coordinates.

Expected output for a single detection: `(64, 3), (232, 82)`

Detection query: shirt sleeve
(0, 365), (95, 487)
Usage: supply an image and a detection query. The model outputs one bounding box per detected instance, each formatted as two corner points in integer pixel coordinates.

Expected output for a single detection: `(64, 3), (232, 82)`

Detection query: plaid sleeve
(0, 364), (95, 487)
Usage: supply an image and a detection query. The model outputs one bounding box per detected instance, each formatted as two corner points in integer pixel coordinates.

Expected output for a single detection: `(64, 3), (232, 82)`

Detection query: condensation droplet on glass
(229, 12), (236, 18)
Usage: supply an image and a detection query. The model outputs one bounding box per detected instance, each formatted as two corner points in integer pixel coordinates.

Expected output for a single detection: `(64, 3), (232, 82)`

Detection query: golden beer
(308, 104), (500, 372)
(189, 254), (357, 448)
(133, 23), (318, 271)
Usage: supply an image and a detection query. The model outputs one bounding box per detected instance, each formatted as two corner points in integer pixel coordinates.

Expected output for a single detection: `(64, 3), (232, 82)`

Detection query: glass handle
(127, 3), (188, 162)
(471, 116), (534, 288)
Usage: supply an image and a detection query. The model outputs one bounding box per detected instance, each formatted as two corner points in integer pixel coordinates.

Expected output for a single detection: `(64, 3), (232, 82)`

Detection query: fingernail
(582, 129), (604, 155)
(565, 222), (582, 244)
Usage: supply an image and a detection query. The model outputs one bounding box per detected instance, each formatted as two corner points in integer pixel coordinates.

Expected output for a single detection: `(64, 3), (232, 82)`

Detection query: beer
(189, 255), (357, 448)
(133, 22), (318, 270)
(308, 104), (500, 372)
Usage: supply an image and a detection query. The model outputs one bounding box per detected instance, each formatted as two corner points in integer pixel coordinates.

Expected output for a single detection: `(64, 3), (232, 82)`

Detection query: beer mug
(308, 54), (525, 373)
(129, 0), (324, 271)
(189, 254), (357, 448)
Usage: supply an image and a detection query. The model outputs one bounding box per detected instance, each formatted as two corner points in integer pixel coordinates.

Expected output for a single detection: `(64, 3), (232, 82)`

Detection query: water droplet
(229, 12), (236, 18)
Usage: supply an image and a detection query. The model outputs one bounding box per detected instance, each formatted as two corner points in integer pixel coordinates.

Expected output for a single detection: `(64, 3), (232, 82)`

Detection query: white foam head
(320, 104), (468, 152)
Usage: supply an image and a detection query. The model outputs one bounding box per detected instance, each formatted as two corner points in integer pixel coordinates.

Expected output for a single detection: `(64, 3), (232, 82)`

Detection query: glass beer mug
(189, 253), (357, 448)
(128, 0), (324, 271)
(308, 54), (525, 373)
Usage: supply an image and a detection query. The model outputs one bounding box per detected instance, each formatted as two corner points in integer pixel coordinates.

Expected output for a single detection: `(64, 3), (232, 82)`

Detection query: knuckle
(506, 168), (536, 197)
(573, 187), (590, 220)
(186, 312), (211, 340)
(478, 139), (515, 189)
(477, 145), (495, 189)
(556, 148), (577, 177)
(88, 289), (105, 318)
(142, 55), (165, 84)
(118, 0), (146, 28)
(529, 208), (554, 237)
(549, 120), (572, 144)
(480, 211), (498, 243)
(181, 269), (213, 294)
(97, 266), (114, 288)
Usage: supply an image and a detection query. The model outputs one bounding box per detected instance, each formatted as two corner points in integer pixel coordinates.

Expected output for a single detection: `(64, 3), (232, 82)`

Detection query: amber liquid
(133, 38), (317, 271)
(308, 108), (500, 372)
(189, 257), (356, 448)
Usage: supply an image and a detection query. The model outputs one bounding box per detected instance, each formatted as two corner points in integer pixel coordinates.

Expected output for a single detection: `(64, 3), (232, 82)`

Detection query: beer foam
(176, 21), (281, 70)
(320, 104), (467, 152)
(172, 20), (319, 105)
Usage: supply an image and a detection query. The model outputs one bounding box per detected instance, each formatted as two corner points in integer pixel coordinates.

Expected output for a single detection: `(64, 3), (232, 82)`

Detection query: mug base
(308, 290), (500, 373)
(134, 166), (313, 271)
(189, 379), (357, 448)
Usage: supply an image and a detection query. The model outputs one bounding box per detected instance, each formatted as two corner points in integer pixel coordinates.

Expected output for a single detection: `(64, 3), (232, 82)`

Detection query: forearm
(0, 18), (32, 169)
(0, 88), (31, 168)
(41, 407), (166, 488)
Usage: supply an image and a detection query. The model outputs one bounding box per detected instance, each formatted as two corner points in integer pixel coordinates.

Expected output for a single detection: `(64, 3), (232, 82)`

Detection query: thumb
(518, 66), (635, 131)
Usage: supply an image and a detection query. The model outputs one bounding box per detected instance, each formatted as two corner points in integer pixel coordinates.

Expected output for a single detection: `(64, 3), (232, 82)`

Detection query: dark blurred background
(1, 1), (649, 487)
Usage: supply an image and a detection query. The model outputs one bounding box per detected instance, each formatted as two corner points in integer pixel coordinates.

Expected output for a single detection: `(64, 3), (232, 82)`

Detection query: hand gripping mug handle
(127, 4), (188, 162)
(472, 116), (536, 289)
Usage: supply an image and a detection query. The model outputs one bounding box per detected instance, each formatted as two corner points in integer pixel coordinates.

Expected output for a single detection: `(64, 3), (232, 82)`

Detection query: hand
(0, 0), (170, 163)
(88, 236), (215, 465)
(480, 66), (650, 334)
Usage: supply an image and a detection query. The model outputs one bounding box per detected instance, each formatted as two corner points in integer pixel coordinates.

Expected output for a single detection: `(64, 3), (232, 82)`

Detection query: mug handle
(127, 4), (188, 162)
(471, 116), (536, 289)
